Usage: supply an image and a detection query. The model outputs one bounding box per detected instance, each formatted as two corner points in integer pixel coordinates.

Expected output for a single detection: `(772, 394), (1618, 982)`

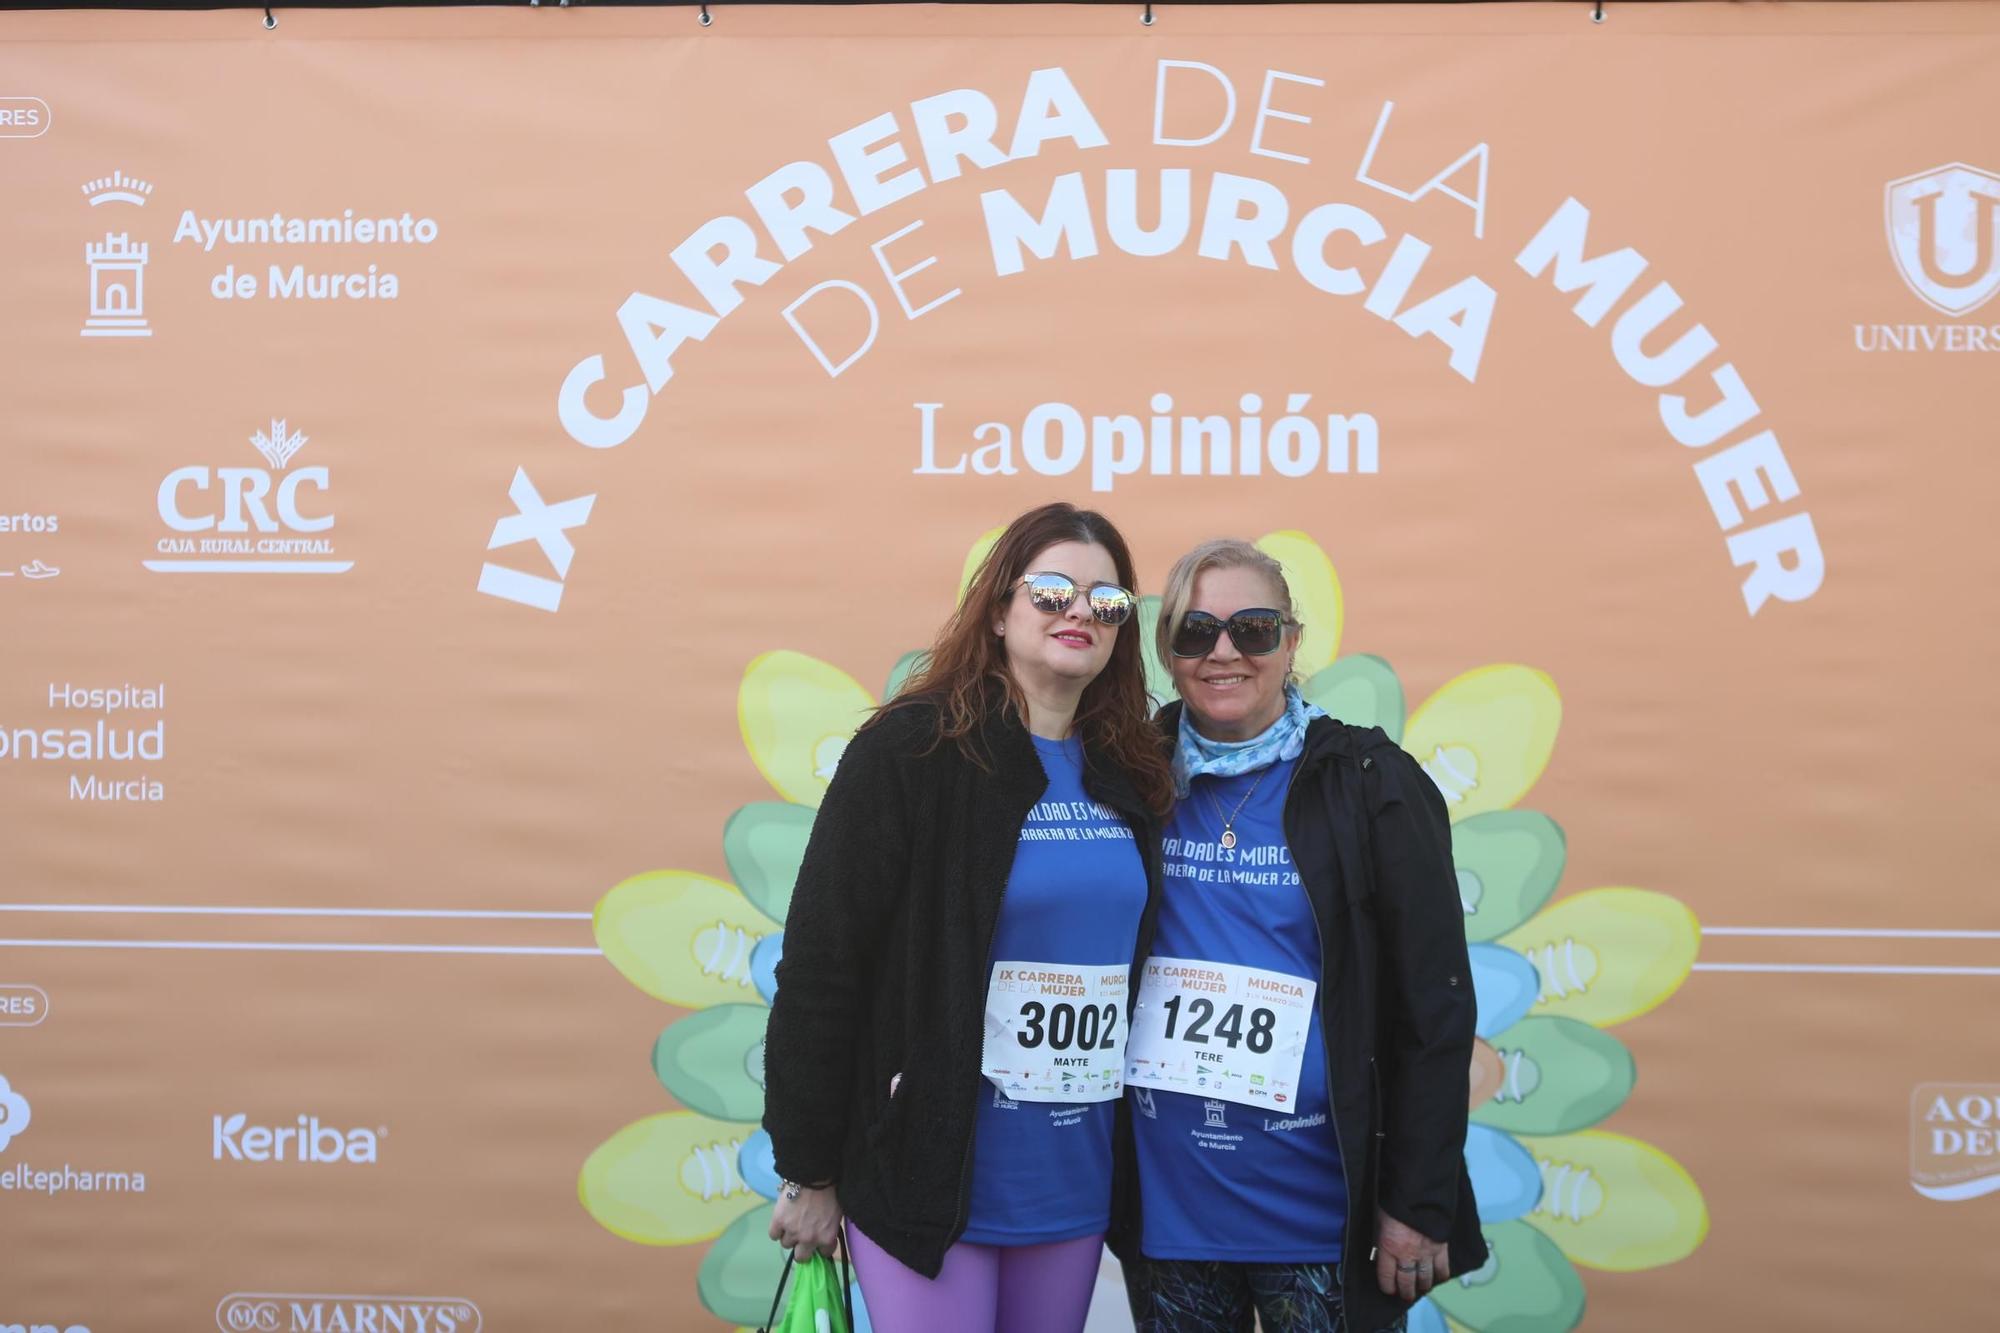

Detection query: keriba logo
(212, 1114), (382, 1165)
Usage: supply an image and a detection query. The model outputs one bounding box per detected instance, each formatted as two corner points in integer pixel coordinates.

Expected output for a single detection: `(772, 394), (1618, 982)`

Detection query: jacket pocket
(864, 1069), (909, 1153)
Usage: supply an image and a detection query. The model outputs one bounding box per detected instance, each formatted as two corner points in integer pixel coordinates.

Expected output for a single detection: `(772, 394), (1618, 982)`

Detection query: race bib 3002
(981, 961), (1130, 1103)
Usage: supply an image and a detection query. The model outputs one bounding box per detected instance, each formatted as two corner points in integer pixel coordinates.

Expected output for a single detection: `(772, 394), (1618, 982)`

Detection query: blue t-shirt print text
(1016, 798), (1140, 844)
(961, 734), (1147, 1247)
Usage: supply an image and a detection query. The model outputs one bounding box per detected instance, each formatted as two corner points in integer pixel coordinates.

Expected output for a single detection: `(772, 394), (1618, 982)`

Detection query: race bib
(1124, 956), (1317, 1112)
(981, 961), (1129, 1104)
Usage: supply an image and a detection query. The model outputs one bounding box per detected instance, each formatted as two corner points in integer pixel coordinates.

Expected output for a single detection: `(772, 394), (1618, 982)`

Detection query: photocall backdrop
(1, 3), (1996, 1330)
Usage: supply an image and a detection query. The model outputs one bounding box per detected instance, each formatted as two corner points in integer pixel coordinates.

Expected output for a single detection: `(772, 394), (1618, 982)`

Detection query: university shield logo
(1885, 163), (2000, 316)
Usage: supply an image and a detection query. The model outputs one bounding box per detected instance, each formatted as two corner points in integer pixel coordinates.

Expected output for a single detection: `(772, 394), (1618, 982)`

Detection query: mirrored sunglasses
(1014, 571), (1135, 626)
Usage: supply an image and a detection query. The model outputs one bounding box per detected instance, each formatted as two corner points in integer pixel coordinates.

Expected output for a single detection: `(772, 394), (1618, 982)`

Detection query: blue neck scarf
(1173, 684), (1325, 798)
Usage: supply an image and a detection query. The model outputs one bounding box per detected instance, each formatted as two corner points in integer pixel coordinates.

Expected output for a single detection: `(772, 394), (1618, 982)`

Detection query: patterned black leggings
(1122, 1256), (1407, 1333)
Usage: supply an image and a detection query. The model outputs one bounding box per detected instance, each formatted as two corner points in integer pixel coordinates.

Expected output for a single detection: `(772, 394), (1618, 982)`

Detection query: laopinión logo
(146, 419), (351, 575)
(1855, 162), (2000, 352)
(0, 1073), (148, 1199)
(216, 1294), (480, 1333)
(212, 1114), (383, 1165)
(1910, 1082), (2000, 1202)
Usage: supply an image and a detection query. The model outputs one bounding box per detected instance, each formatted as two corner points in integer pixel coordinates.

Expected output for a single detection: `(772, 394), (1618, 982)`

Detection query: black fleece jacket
(761, 696), (1165, 1279)
(1107, 707), (1487, 1332)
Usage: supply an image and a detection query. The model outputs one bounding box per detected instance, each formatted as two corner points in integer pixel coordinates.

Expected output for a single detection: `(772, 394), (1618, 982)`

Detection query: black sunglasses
(1169, 608), (1289, 658)
(1012, 571), (1135, 626)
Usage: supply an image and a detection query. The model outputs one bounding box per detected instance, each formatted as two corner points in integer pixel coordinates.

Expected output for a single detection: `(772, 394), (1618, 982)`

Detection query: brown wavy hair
(874, 502), (1174, 817)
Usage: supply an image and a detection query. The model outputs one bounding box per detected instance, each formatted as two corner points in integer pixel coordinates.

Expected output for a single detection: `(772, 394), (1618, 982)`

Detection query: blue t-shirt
(962, 734), (1148, 1245)
(1132, 757), (1348, 1262)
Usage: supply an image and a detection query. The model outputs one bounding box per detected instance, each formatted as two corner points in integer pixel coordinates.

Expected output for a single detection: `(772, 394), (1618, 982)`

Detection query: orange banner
(1, 4), (1997, 1330)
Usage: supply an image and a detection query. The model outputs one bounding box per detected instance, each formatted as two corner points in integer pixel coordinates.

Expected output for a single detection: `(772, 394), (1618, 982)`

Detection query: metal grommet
(1141, 2), (1155, 25)
(262, 6), (276, 28)
(699, 3), (713, 25)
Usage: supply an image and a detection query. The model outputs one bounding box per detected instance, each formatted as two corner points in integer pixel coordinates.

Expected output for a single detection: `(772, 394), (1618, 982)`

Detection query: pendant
(1220, 829), (1237, 851)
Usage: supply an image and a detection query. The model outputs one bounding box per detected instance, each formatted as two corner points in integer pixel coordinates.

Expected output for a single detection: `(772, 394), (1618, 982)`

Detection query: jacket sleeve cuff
(1377, 1186), (1455, 1243)
(769, 1138), (841, 1190)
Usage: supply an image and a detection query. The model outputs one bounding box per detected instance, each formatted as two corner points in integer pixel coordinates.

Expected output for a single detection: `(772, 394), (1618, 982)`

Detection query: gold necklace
(1202, 768), (1270, 851)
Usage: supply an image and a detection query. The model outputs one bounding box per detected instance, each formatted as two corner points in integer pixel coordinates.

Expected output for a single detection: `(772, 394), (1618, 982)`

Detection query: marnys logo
(216, 1295), (480, 1333)
(212, 1114), (383, 1165)
(146, 419), (351, 575)
(1911, 1082), (2000, 1202)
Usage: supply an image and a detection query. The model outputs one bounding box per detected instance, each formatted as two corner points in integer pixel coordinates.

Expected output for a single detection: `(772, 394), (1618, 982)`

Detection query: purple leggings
(847, 1222), (1105, 1333)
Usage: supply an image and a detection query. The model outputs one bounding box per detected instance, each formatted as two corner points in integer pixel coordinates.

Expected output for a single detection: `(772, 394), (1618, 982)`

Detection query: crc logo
(212, 1114), (381, 1165)
(1886, 163), (2000, 316)
(215, 1295), (481, 1333)
(148, 420), (351, 575)
(1910, 1082), (2000, 1202)
(0, 1074), (30, 1152)
(160, 419), (329, 534)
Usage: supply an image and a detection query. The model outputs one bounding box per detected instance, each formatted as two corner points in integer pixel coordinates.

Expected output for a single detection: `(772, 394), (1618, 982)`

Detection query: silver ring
(1396, 1261), (1419, 1272)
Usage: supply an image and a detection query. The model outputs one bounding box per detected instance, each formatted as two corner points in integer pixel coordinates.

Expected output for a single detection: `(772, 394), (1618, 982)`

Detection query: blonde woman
(1109, 539), (1485, 1333)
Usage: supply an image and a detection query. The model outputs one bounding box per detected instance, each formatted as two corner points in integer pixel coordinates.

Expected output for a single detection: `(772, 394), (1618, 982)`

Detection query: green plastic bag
(759, 1251), (852, 1333)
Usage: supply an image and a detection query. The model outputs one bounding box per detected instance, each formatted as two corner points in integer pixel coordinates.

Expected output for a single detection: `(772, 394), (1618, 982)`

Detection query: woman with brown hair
(761, 501), (1175, 1333)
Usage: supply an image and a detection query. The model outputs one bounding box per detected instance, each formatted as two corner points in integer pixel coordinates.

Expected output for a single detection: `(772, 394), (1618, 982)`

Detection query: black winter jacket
(762, 697), (1165, 1279)
(1107, 706), (1488, 1333)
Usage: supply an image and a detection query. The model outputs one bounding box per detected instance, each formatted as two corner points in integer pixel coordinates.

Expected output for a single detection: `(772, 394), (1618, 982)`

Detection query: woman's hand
(769, 1183), (843, 1263)
(1375, 1208), (1450, 1302)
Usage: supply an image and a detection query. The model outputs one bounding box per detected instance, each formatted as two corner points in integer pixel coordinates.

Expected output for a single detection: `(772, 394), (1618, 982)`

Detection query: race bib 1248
(1124, 956), (1316, 1112)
